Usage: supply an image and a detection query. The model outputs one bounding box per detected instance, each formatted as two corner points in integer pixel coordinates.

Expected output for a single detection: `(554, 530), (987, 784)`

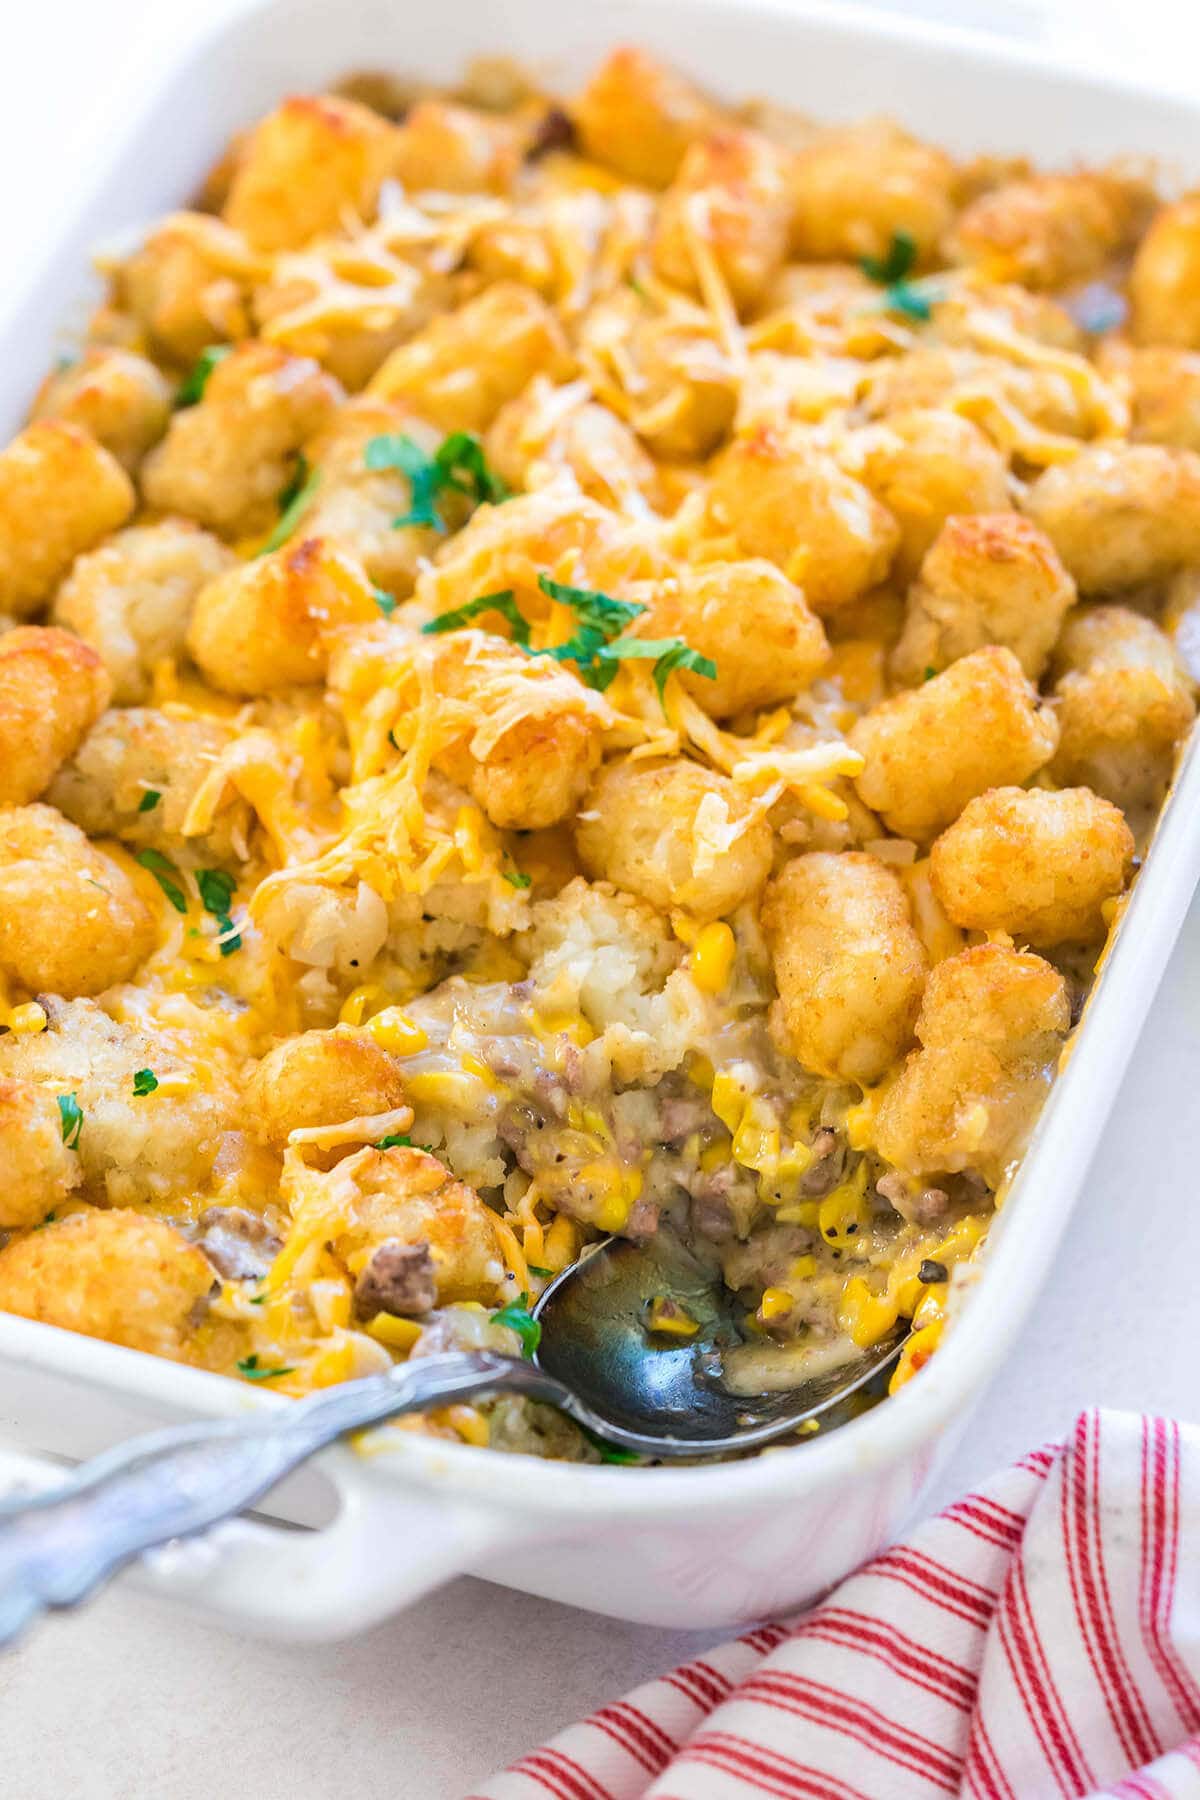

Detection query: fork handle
(0, 1350), (546, 1647)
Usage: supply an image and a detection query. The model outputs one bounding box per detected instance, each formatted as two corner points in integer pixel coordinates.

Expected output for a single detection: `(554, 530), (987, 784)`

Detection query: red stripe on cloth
(869, 1544), (997, 1626)
(963, 1714), (1019, 1800)
(1007, 1554), (1094, 1790)
(516, 1749), (611, 1800)
(587, 1703), (675, 1775)
(1018, 1444), (1061, 1478)
(1079, 1411), (1162, 1767)
(664, 1659), (732, 1712)
(740, 1623), (791, 1655)
(1141, 1417), (1200, 1733)
(497, 1755), (592, 1800)
(944, 1496), (1026, 1552)
(737, 1669), (962, 1790)
(789, 1607), (976, 1710)
(678, 1730), (875, 1800)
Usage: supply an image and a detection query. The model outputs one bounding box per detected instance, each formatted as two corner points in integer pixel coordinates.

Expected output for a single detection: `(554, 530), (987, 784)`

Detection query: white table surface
(3, 2), (1199, 1795)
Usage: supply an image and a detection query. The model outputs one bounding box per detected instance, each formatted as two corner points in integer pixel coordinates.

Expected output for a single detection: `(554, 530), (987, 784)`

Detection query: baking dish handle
(0, 1435), (509, 1642)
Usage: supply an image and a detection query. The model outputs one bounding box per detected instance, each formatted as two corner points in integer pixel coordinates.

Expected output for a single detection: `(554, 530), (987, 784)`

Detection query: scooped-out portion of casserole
(0, 46), (1195, 1461)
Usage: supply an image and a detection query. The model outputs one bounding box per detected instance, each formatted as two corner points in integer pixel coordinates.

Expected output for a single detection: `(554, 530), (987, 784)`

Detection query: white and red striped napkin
(471, 1411), (1200, 1800)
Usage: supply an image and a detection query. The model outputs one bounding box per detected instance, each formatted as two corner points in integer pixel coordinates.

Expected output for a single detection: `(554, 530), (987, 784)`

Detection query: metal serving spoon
(0, 1233), (906, 1646)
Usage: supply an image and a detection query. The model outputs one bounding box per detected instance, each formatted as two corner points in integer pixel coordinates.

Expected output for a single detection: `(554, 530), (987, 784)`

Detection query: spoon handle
(0, 1349), (544, 1647)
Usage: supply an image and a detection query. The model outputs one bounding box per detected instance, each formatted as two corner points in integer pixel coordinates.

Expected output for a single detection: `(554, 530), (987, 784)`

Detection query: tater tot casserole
(0, 47), (1197, 1463)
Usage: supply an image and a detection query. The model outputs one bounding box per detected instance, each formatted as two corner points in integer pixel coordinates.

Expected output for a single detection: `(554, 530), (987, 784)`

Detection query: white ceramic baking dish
(1, 0), (1198, 1642)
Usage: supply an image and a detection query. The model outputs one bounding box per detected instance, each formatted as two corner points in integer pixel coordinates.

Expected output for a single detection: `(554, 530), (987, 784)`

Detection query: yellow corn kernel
(310, 1338), (357, 1387)
(710, 1069), (745, 1135)
(366, 1312), (423, 1352)
(453, 805), (486, 873)
(734, 1113), (779, 1177)
(698, 1137), (732, 1175)
(402, 1069), (475, 1108)
(688, 1053), (715, 1090)
(773, 1140), (815, 1184)
(446, 1404), (490, 1448)
(838, 1275), (901, 1349)
(759, 1286), (794, 1322)
(789, 1254), (818, 1282)
(644, 1297), (700, 1338)
(690, 921), (736, 994)
(889, 1319), (944, 1393)
(843, 1096), (877, 1152)
(581, 1105), (608, 1139)
(775, 1199), (821, 1227)
(6, 1002), (46, 1035)
(339, 983), (392, 1027)
(913, 1287), (944, 1329)
(365, 1007), (429, 1056)
(543, 1212), (581, 1272)
(537, 1011), (595, 1047)
(817, 1165), (870, 1245)
(460, 1051), (499, 1089)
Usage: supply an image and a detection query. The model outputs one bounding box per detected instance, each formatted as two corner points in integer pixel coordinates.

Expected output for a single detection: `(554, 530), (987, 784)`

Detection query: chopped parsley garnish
(236, 1355), (296, 1382)
(175, 344), (231, 407)
(375, 1132), (412, 1149)
(136, 848), (188, 914)
(36, 1212), (57, 1230)
(197, 868), (241, 957)
(576, 1421), (641, 1465)
(374, 589), (397, 617)
(57, 1093), (83, 1148)
(531, 574), (646, 691)
(260, 457), (320, 555)
(131, 1069), (159, 1097)
(923, 666), (937, 682)
(503, 869), (532, 890)
(364, 430), (509, 532)
(858, 231), (941, 322)
(601, 635), (717, 706)
(859, 230), (919, 286)
(527, 1264), (554, 1279)
(421, 588), (532, 647)
(491, 1293), (541, 1358)
(137, 789), (161, 813)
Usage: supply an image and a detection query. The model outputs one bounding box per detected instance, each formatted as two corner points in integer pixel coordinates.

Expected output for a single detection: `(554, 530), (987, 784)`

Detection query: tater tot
(486, 378), (661, 513)
(114, 211), (264, 363)
(284, 1143), (508, 1305)
(951, 170), (1152, 290)
(762, 852), (926, 1084)
(1120, 347), (1200, 451)
(871, 941), (1069, 1185)
(707, 427), (899, 614)
(850, 646), (1058, 841)
(30, 347), (172, 473)
(0, 1209), (215, 1360)
(0, 805), (154, 996)
(1049, 605), (1196, 814)
(428, 629), (613, 830)
(575, 757), (773, 920)
(930, 786), (1133, 945)
(0, 1081), (82, 1230)
(629, 560), (829, 716)
(0, 628), (110, 806)
(303, 398), (443, 597)
(892, 512), (1075, 684)
(222, 93), (398, 251)
(572, 46), (718, 188)
(1129, 194), (1200, 349)
(141, 342), (343, 541)
(51, 518), (234, 704)
(651, 129), (792, 313)
(247, 1028), (408, 1149)
(0, 996), (236, 1204)
(368, 284), (573, 434)
(0, 422), (134, 618)
(186, 535), (379, 695)
(787, 119), (955, 262)
(47, 708), (240, 861)
(1023, 443), (1200, 593)
(853, 410), (1010, 583)
(392, 100), (521, 194)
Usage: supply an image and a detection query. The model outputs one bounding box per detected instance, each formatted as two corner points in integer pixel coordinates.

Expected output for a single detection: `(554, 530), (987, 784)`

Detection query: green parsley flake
(260, 457), (320, 555)
(859, 231), (919, 286)
(375, 1133), (412, 1150)
(923, 666), (938, 682)
(374, 589), (398, 617)
(600, 635), (717, 707)
(576, 1421), (641, 1465)
(503, 869), (532, 890)
(421, 588), (532, 647)
(137, 789), (161, 814)
(236, 1355), (297, 1383)
(175, 344), (231, 408)
(527, 1263), (554, 1279)
(530, 574), (646, 690)
(196, 868), (241, 957)
(364, 430), (509, 533)
(132, 1069), (159, 1097)
(491, 1293), (542, 1358)
(136, 848), (188, 914)
(57, 1093), (83, 1148)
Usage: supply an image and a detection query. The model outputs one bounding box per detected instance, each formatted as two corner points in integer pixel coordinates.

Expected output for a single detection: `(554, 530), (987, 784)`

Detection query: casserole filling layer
(0, 47), (1194, 1461)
